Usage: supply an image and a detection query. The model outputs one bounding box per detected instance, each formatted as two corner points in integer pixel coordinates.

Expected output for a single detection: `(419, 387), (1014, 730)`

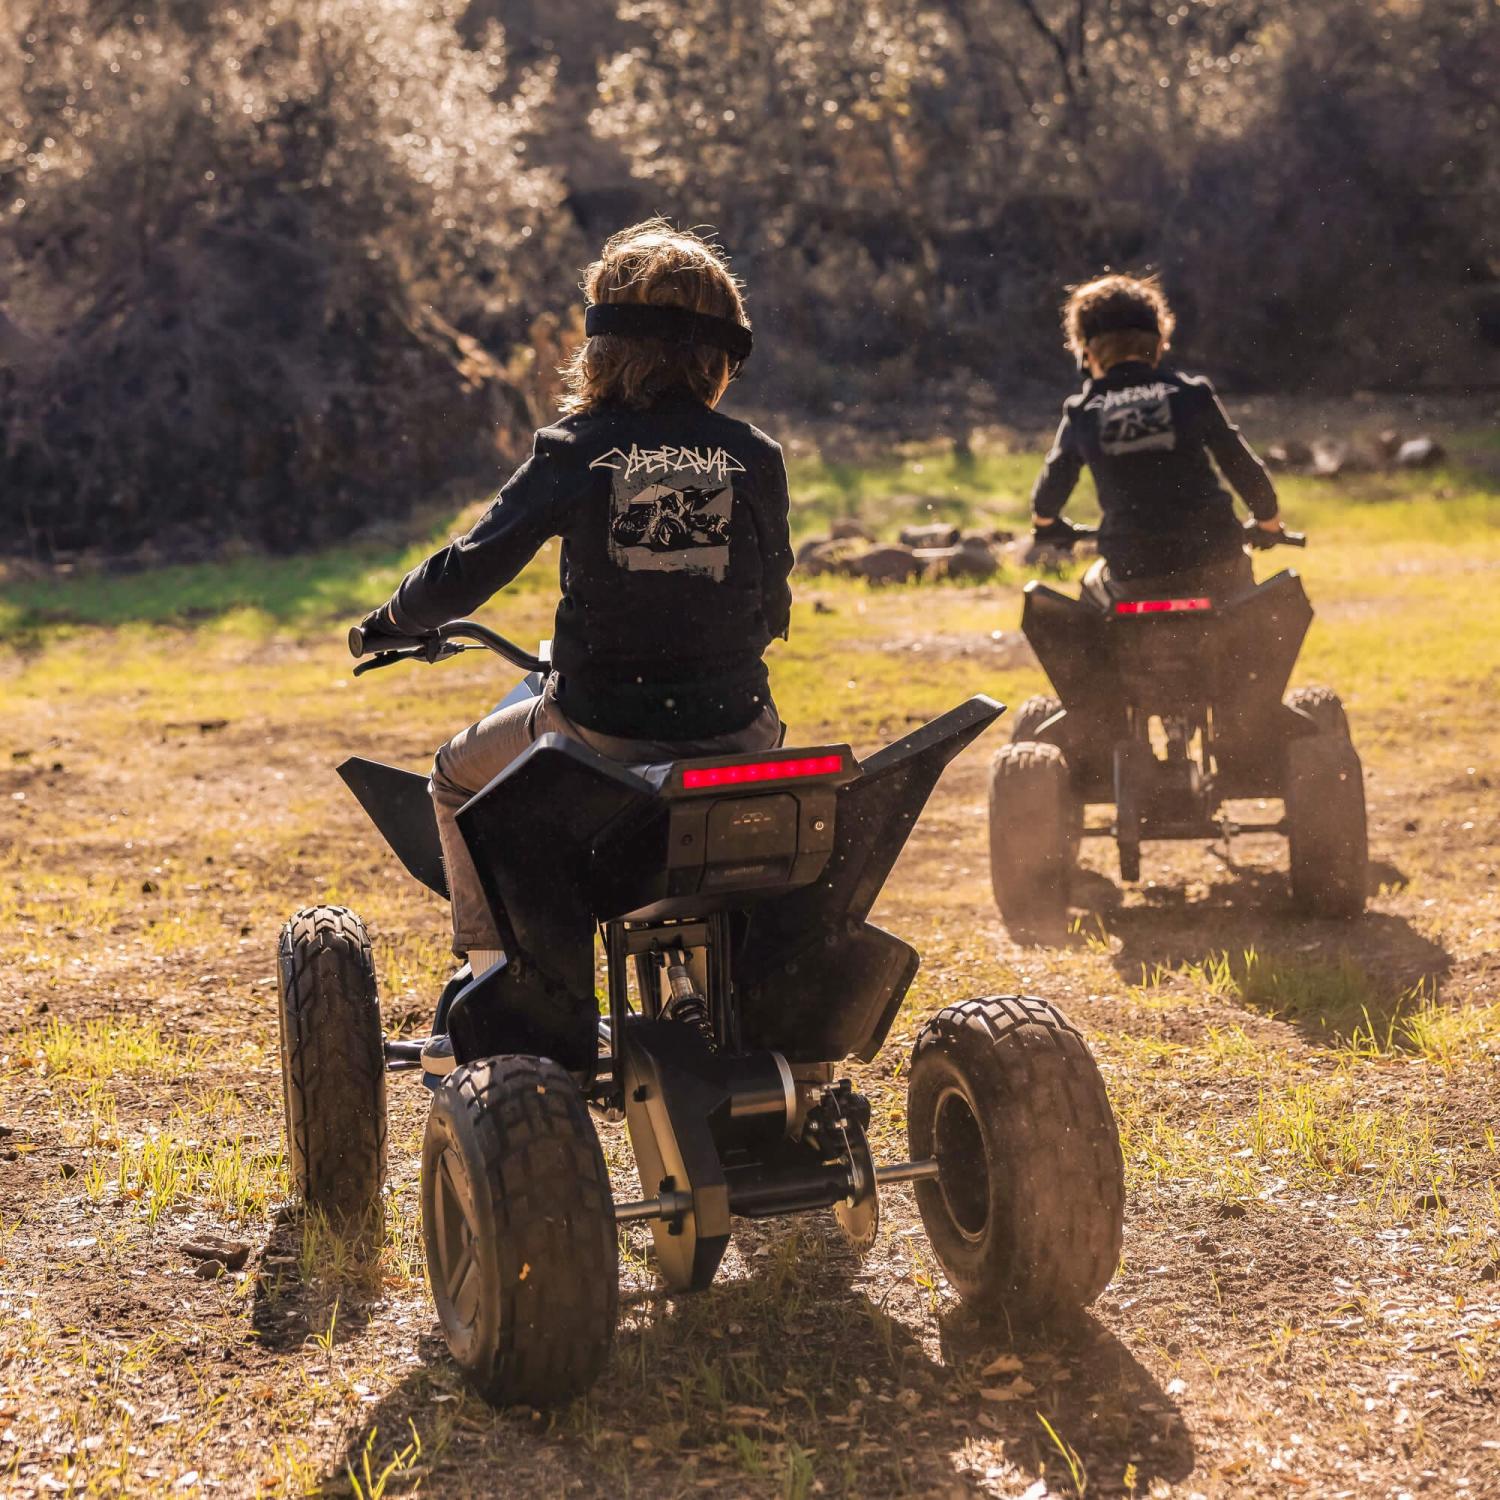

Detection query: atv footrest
(384, 1038), (426, 1072)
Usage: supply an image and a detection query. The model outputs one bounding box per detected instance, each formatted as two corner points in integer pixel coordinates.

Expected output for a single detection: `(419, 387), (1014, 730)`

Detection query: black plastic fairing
(455, 735), (653, 997)
(337, 757), (447, 898)
(733, 695), (1005, 1062)
(1022, 570), (1315, 797)
(1211, 569), (1313, 712)
(1021, 583), (1119, 717)
(1023, 569), (1312, 720)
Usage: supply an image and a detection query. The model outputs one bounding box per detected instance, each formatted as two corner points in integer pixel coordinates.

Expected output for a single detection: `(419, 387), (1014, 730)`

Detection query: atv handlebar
(348, 620), (549, 677)
(1038, 525), (1306, 551)
(1246, 525), (1307, 550)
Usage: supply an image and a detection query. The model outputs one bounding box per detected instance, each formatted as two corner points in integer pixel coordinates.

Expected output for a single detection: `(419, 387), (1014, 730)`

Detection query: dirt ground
(3, 475), (1499, 1496)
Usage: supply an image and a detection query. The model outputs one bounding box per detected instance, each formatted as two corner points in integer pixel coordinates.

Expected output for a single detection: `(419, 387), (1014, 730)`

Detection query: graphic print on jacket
(591, 443), (746, 580)
(1092, 380), (1177, 456)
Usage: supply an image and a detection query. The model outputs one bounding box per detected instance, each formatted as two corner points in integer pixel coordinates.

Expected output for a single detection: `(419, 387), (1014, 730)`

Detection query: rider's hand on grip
(1032, 516), (1083, 549)
(349, 607), (412, 657)
(1244, 519), (1298, 550)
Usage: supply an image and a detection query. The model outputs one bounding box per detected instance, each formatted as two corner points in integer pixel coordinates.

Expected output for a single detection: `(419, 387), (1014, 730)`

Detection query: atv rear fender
(342, 697), (1003, 1072)
(1021, 570), (1315, 789)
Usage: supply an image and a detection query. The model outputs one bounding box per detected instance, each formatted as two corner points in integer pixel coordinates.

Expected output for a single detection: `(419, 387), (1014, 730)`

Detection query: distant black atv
(276, 620), (1125, 1407)
(990, 530), (1367, 941)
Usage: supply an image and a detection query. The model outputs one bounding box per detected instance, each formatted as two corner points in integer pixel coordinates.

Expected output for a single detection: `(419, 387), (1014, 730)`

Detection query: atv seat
(1080, 555), (1255, 612)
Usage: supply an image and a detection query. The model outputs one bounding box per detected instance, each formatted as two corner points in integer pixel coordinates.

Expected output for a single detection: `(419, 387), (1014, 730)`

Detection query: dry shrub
(0, 0), (573, 557)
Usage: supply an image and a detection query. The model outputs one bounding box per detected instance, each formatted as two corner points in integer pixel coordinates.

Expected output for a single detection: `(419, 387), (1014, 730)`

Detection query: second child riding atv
(276, 620), (1126, 1407)
(990, 527), (1367, 941)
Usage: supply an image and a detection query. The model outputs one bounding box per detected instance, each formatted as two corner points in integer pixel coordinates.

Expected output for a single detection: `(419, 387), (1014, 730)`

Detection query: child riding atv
(1030, 273), (1288, 603)
(283, 225), (1130, 1411)
(987, 274), (1367, 937)
(354, 220), (793, 1072)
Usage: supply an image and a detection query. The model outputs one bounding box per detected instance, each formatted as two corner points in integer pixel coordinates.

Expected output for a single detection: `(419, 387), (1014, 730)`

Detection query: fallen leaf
(980, 1378), (1036, 1402)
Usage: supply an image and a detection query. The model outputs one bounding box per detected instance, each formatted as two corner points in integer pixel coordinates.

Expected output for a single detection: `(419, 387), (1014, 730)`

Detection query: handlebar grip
(1280, 530), (1307, 548)
(349, 623), (435, 656)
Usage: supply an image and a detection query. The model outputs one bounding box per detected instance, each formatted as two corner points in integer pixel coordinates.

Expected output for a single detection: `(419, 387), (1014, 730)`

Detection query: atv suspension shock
(662, 946), (715, 1046)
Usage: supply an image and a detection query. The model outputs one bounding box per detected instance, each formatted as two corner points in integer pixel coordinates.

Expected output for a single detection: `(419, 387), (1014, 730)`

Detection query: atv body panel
(340, 696), (1003, 1075)
(1020, 568), (1315, 804)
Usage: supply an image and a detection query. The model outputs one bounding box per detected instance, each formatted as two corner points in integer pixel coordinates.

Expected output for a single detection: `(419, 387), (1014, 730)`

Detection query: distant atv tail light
(1114, 597), (1213, 615)
(682, 753), (845, 790)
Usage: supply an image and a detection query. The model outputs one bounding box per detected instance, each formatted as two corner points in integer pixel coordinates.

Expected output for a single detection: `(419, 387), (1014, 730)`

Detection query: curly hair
(1062, 273), (1176, 370)
(560, 219), (749, 414)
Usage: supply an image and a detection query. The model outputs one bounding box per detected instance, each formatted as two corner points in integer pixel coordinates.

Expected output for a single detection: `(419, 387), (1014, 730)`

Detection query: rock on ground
(830, 517), (875, 541)
(1397, 436), (1445, 468)
(898, 522), (961, 548)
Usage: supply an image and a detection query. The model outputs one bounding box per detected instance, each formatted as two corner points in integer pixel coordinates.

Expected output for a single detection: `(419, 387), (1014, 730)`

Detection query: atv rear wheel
(277, 906), (387, 1232)
(422, 1055), (618, 1407)
(1286, 720), (1367, 919)
(1009, 694), (1063, 745)
(989, 742), (1075, 943)
(908, 997), (1123, 1321)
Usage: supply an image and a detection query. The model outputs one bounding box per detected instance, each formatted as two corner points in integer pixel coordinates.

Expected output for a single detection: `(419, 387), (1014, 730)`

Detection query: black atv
(990, 530), (1367, 941)
(275, 620), (1125, 1406)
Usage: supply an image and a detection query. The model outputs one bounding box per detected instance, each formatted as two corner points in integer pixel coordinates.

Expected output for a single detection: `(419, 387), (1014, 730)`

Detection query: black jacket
(379, 393), (794, 739)
(1032, 362), (1278, 578)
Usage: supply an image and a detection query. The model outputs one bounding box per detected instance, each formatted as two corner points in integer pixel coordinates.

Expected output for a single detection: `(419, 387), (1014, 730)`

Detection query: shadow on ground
(324, 1222), (1190, 1497)
(1071, 861), (1452, 1046)
(250, 1204), (380, 1354)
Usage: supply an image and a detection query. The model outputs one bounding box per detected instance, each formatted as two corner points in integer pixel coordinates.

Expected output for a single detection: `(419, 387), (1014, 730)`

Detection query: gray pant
(431, 676), (782, 955)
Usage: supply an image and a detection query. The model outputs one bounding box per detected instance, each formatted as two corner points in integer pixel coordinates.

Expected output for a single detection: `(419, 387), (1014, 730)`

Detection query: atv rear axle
(1080, 815), (1289, 840)
(610, 1157), (940, 1225)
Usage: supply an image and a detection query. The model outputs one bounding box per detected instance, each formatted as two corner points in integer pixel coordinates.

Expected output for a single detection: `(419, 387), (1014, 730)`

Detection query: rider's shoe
(421, 966), (472, 1089)
(420, 1033), (457, 1077)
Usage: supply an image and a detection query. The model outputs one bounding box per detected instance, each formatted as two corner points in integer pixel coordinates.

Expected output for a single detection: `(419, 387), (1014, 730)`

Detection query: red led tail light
(1114, 597), (1212, 615)
(681, 753), (845, 790)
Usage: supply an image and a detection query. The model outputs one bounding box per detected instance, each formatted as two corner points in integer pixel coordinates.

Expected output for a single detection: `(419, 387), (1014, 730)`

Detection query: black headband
(1078, 303), (1161, 341)
(585, 302), (753, 364)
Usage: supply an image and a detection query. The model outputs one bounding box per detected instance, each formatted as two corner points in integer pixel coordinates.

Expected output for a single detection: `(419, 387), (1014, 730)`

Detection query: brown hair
(560, 218), (749, 415)
(1062, 273), (1176, 371)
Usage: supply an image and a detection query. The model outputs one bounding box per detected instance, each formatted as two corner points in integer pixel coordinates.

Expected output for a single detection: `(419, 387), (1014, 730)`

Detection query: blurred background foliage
(1, 0), (1496, 557)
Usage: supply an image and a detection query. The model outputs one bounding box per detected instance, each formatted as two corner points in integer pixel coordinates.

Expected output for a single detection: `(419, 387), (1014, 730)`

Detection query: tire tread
(988, 745), (1075, 942)
(428, 1055), (617, 1406)
(1009, 695), (1063, 745)
(278, 905), (387, 1226)
(909, 995), (1123, 1319)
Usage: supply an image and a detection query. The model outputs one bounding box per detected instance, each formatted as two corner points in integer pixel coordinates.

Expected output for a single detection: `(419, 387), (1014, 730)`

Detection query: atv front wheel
(1286, 684), (1351, 740)
(908, 997), (1123, 1321)
(277, 906), (387, 1231)
(1286, 711), (1367, 918)
(422, 1055), (618, 1407)
(1009, 694), (1063, 745)
(989, 742), (1076, 943)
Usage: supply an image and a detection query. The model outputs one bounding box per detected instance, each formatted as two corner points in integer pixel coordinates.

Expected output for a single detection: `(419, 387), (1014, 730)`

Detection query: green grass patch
(5, 1016), (206, 1081)
(1128, 947), (1500, 1061)
(784, 445), (1058, 538)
